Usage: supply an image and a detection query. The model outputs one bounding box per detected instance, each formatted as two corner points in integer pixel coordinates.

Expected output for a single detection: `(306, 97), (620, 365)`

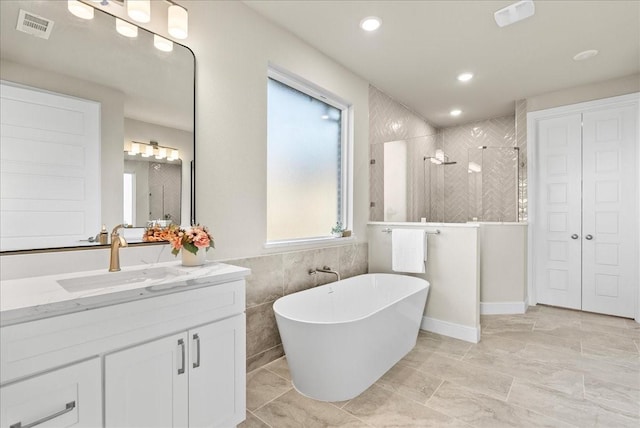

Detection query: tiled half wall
(223, 243), (368, 372)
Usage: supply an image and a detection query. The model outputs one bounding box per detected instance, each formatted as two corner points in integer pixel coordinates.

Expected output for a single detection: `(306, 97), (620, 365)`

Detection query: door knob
(571, 234), (579, 239)
(585, 234), (593, 240)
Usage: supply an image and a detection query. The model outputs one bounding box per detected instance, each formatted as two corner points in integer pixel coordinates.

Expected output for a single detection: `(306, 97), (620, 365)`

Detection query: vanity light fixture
(167, 2), (188, 39)
(457, 72), (474, 82)
(127, 0), (151, 23)
(116, 18), (138, 38)
(360, 16), (382, 32)
(450, 109), (462, 117)
(128, 141), (180, 161)
(127, 142), (140, 156)
(67, 0), (94, 20)
(154, 34), (173, 52)
(141, 144), (154, 157)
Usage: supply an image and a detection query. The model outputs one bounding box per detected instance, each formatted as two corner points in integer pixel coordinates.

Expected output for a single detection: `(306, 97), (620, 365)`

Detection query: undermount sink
(57, 266), (188, 293)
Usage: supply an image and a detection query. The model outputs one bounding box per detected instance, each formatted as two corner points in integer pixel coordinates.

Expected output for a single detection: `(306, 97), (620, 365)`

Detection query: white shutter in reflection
(0, 82), (100, 250)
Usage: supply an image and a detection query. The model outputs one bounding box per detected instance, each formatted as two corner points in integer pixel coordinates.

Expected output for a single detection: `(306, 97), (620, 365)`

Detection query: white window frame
(265, 64), (354, 248)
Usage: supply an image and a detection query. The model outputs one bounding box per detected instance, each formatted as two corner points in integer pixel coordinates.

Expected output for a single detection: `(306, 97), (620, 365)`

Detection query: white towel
(391, 229), (427, 273)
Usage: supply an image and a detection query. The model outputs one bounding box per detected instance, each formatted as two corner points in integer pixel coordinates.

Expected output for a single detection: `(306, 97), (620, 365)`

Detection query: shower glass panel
(467, 147), (519, 222)
(373, 135), (520, 223)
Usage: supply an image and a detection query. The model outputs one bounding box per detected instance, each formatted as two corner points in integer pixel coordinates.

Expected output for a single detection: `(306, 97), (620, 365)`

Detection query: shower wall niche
(372, 114), (526, 223)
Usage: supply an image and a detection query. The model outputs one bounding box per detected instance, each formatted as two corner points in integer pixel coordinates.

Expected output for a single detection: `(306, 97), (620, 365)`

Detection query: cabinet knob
(571, 234), (579, 240)
(585, 234), (593, 240)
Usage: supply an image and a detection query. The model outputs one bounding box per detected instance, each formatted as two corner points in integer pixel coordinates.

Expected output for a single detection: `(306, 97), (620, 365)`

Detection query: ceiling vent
(494, 0), (535, 28)
(16, 9), (54, 40)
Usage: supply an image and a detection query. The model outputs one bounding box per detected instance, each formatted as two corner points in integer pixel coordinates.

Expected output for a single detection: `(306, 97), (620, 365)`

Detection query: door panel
(581, 104), (638, 317)
(189, 314), (246, 428)
(105, 332), (189, 428)
(534, 114), (583, 309)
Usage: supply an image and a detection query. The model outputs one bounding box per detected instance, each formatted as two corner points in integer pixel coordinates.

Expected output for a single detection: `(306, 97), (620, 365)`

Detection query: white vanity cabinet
(105, 314), (246, 428)
(0, 358), (102, 428)
(1, 262), (250, 428)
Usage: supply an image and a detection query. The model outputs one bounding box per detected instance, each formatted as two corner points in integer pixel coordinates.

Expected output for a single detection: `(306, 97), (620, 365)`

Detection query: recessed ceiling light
(457, 72), (474, 82)
(450, 109), (462, 117)
(360, 16), (381, 32)
(573, 49), (599, 61)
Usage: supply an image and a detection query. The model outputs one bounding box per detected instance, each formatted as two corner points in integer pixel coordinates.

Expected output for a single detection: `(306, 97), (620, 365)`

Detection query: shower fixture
(423, 149), (457, 165)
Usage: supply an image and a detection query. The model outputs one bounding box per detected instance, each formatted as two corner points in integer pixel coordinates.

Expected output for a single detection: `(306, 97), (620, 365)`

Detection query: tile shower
(369, 86), (528, 223)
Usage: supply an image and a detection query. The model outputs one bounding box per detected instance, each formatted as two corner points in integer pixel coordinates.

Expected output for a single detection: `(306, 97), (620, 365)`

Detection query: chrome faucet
(109, 224), (129, 272)
(309, 266), (341, 282)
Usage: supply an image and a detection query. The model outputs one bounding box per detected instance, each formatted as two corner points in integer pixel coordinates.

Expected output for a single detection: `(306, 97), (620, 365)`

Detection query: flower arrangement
(143, 224), (214, 256)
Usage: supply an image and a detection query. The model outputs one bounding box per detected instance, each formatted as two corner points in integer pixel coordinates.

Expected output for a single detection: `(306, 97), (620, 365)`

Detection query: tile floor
(240, 305), (640, 427)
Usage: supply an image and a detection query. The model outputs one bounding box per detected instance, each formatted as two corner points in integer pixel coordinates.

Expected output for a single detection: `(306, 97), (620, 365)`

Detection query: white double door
(532, 97), (638, 317)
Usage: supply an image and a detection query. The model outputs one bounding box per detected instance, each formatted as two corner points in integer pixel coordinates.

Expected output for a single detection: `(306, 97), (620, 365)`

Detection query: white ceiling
(244, 0), (640, 127)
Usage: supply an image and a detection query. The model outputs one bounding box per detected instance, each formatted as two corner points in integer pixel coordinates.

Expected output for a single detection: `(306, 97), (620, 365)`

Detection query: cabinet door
(0, 358), (101, 428)
(189, 314), (246, 428)
(105, 332), (189, 428)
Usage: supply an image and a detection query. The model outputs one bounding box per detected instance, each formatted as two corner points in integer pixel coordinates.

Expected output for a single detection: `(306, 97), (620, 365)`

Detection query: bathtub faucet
(310, 266), (341, 282)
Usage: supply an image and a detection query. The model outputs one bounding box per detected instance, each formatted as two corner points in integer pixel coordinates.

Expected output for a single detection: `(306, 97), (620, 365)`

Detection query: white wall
(479, 223), (528, 314)
(527, 73), (640, 112)
(368, 223), (480, 343)
(184, 1), (370, 260)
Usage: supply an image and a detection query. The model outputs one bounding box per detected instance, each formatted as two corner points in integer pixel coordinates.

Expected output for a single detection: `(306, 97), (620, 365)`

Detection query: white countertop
(0, 261), (250, 326)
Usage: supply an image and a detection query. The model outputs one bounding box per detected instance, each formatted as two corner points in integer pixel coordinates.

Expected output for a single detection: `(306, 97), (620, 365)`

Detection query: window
(123, 172), (135, 226)
(266, 67), (352, 244)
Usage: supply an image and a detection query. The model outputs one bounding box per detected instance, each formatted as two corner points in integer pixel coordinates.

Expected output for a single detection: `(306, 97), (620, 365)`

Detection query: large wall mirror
(0, 0), (195, 252)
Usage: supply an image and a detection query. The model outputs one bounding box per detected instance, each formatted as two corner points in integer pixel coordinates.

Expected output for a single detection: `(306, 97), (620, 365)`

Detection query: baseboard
(421, 316), (481, 344)
(480, 300), (528, 315)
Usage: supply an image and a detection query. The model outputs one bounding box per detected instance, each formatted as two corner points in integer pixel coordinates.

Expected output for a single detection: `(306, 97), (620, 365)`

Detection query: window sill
(264, 235), (356, 250)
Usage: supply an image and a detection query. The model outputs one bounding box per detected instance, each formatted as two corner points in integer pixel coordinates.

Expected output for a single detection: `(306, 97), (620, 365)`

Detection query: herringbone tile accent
(369, 86), (436, 221)
(369, 86), (528, 223)
(440, 115), (518, 222)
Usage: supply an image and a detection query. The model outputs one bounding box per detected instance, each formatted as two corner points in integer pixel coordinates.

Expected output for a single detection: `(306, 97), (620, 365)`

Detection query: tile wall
(369, 86), (437, 221)
(369, 86), (529, 222)
(224, 242), (368, 371)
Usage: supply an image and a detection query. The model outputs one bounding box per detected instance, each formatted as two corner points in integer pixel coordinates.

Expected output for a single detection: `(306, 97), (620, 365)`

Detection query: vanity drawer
(0, 358), (101, 428)
(1, 280), (245, 384)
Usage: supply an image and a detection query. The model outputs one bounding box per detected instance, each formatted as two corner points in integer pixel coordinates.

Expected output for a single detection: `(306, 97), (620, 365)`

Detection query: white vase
(181, 249), (206, 266)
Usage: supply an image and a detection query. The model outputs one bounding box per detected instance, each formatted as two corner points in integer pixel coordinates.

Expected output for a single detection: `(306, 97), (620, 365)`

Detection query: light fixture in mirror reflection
(0, 0), (194, 252)
(127, 141), (180, 161)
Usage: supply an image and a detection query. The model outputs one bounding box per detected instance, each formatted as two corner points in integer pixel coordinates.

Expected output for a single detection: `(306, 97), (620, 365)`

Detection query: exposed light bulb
(169, 149), (180, 161)
(127, 0), (150, 23)
(168, 4), (188, 39)
(116, 18), (138, 38)
(457, 72), (474, 82)
(450, 109), (462, 117)
(154, 34), (173, 52)
(68, 0), (94, 20)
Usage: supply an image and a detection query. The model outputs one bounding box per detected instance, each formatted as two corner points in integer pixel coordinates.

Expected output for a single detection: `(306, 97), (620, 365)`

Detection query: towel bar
(381, 228), (440, 234)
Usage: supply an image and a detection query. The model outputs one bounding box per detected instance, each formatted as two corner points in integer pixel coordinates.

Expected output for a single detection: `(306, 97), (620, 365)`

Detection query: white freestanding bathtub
(273, 273), (429, 402)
